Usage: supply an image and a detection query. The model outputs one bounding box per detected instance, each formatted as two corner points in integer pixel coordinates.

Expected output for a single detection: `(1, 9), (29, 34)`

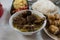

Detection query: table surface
(0, 0), (55, 40)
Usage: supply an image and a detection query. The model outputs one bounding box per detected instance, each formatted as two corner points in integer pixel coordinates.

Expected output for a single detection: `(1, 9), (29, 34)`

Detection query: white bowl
(9, 10), (47, 35)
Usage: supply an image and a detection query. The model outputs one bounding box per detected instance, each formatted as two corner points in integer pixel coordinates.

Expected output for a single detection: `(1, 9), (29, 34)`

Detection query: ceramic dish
(9, 10), (47, 35)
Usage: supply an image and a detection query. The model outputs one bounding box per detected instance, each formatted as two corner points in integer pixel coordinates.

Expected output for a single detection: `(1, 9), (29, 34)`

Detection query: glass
(0, 3), (4, 17)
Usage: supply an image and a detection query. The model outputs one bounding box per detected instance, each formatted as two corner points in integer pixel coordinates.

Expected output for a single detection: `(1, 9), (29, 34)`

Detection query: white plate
(43, 8), (60, 40)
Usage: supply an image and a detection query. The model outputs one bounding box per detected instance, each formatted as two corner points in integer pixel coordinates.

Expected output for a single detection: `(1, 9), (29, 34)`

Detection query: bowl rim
(9, 10), (47, 33)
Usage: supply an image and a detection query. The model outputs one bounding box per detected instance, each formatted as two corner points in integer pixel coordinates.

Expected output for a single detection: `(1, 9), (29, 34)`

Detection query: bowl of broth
(9, 10), (46, 35)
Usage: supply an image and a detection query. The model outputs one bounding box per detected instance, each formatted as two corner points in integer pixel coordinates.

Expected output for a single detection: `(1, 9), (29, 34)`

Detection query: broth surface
(13, 11), (44, 32)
